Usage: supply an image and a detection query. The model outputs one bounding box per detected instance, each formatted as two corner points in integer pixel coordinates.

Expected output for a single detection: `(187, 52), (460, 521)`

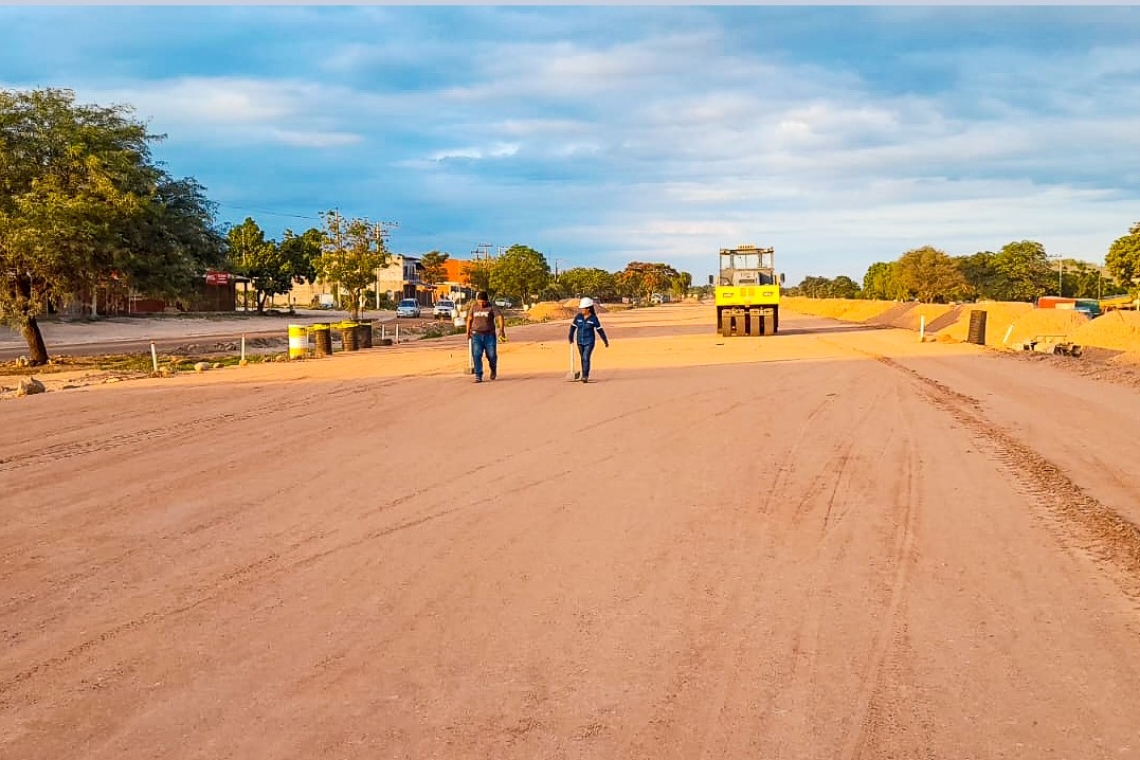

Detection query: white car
(433, 299), (455, 319)
(493, 297), (513, 308)
(396, 298), (421, 318)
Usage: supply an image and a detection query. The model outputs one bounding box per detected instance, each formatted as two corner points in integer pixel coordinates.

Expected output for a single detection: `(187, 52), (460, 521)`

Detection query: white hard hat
(579, 297), (594, 309)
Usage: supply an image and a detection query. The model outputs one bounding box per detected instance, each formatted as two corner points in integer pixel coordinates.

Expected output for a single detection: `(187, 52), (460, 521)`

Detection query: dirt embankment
(783, 296), (1140, 361)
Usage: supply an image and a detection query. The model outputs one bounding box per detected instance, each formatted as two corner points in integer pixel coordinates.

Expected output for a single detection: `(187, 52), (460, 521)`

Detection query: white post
(381, 324), (386, 341)
(395, 323), (400, 344)
(150, 342), (158, 373)
(1003, 324), (1015, 344)
(241, 334), (246, 361)
(919, 315), (926, 342)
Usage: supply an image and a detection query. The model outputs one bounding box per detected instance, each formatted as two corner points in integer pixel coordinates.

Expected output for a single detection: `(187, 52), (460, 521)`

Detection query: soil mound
(527, 302), (577, 322)
(1072, 311), (1140, 352)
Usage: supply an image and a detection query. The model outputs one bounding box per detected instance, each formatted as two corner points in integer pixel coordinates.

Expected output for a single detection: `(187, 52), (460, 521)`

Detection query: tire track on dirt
(867, 352), (1140, 602)
(0, 465), (577, 705)
(0, 382), (382, 476)
(815, 337), (1140, 602)
(838, 401), (922, 760)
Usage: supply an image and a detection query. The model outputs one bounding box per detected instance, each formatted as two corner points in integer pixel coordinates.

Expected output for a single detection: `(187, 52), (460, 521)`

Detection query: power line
(215, 201), (321, 221)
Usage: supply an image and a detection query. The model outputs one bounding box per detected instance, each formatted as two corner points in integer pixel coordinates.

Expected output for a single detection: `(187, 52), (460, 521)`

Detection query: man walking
(466, 291), (506, 382)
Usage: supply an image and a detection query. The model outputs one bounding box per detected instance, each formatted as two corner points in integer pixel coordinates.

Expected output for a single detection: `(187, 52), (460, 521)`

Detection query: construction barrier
(357, 320), (374, 349)
(288, 324), (308, 359)
(311, 324), (332, 357)
(339, 321), (360, 352)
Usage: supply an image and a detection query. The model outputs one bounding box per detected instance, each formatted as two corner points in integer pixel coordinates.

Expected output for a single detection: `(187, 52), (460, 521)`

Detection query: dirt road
(3, 304), (1140, 759)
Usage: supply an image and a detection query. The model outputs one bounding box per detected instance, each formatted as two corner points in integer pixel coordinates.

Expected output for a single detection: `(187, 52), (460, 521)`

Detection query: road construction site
(3, 302), (1140, 759)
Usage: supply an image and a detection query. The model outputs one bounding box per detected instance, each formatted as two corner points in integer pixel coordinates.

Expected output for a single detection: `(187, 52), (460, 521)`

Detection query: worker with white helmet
(568, 297), (609, 383)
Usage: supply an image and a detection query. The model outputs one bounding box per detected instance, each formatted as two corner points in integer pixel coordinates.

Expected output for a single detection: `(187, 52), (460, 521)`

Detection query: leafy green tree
(1057, 259), (1127, 299)
(954, 251), (1003, 301)
(991, 240), (1053, 301)
(0, 87), (224, 364)
(279, 227), (323, 289)
(1105, 221), (1140, 291)
(558, 267), (618, 301)
(227, 217), (284, 313)
(670, 271), (693, 300)
(420, 250), (450, 285)
(462, 257), (495, 294)
(894, 246), (966, 303)
(828, 275), (861, 299)
(862, 261), (907, 300)
(796, 276), (833, 298)
(489, 244), (550, 305)
(315, 210), (390, 321)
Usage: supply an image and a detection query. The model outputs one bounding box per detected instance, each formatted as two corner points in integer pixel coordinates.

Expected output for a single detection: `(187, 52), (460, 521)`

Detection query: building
(288, 254), (431, 309)
(375, 254), (428, 304)
(430, 258), (475, 304)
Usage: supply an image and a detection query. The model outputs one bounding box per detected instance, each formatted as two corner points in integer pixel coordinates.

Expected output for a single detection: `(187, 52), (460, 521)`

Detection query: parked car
(650, 293), (670, 304)
(433, 299), (455, 319)
(493, 297), (513, 308)
(396, 298), (421, 318)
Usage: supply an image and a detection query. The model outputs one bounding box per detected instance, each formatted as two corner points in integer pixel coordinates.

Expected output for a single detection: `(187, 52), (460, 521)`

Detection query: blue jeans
(471, 332), (498, 378)
(576, 341), (595, 378)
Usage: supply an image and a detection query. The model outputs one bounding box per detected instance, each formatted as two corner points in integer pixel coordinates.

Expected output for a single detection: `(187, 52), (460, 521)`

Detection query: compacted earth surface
(3, 303), (1140, 759)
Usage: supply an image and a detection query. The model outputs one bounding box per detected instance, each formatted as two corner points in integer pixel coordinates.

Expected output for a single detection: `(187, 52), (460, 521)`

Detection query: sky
(3, 5), (1140, 284)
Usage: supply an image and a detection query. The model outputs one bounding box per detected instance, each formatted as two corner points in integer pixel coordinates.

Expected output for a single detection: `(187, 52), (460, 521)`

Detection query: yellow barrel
(288, 324), (307, 359)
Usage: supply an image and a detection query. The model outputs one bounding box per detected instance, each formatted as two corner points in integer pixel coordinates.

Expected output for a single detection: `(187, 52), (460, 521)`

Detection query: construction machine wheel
(763, 309), (776, 336)
(748, 309), (761, 337)
(721, 312), (733, 338)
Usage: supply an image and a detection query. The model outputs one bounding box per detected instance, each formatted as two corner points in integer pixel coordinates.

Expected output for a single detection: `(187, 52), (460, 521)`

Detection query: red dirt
(3, 304), (1140, 759)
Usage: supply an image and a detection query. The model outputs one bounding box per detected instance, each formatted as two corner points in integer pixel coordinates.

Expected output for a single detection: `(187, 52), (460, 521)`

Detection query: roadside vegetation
(788, 234), (1139, 304)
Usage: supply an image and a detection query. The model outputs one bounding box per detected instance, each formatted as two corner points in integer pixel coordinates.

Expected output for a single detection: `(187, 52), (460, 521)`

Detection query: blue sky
(3, 6), (1140, 284)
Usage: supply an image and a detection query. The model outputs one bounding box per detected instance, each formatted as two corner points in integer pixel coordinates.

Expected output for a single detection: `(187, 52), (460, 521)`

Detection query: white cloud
(79, 77), (372, 149)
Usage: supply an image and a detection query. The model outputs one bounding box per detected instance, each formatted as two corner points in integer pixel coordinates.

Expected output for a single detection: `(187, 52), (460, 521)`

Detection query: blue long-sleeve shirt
(569, 312), (608, 346)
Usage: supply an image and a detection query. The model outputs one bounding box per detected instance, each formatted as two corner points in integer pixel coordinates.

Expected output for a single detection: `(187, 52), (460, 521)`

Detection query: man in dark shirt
(465, 291), (506, 382)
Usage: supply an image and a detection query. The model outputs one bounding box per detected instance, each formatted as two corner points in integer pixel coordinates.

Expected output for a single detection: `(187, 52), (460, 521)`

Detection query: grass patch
(1, 350), (271, 377)
(417, 323), (466, 340)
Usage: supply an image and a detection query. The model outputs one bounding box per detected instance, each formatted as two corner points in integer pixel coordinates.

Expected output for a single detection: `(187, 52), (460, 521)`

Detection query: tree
(1056, 258), (1127, 299)
(558, 267), (618, 301)
(829, 275), (861, 299)
(670, 271), (693, 300)
(992, 240), (1053, 301)
(894, 246), (967, 303)
(420, 250), (450, 285)
(0, 87), (224, 364)
(279, 227), (323, 290)
(955, 251), (1002, 301)
(615, 261), (679, 301)
(1105, 221), (1140, 291)
(862, 261), (907, 300)
(462, 257), (495, 294)
(227, 218), (285, 313)
(796, 276), (833, 298)
(315, 210), (390, 321)
(489, 244), (550, 305)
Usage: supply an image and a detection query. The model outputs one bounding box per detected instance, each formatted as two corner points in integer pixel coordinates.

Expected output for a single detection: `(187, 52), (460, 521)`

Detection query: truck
(715, 244), (784, 337)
